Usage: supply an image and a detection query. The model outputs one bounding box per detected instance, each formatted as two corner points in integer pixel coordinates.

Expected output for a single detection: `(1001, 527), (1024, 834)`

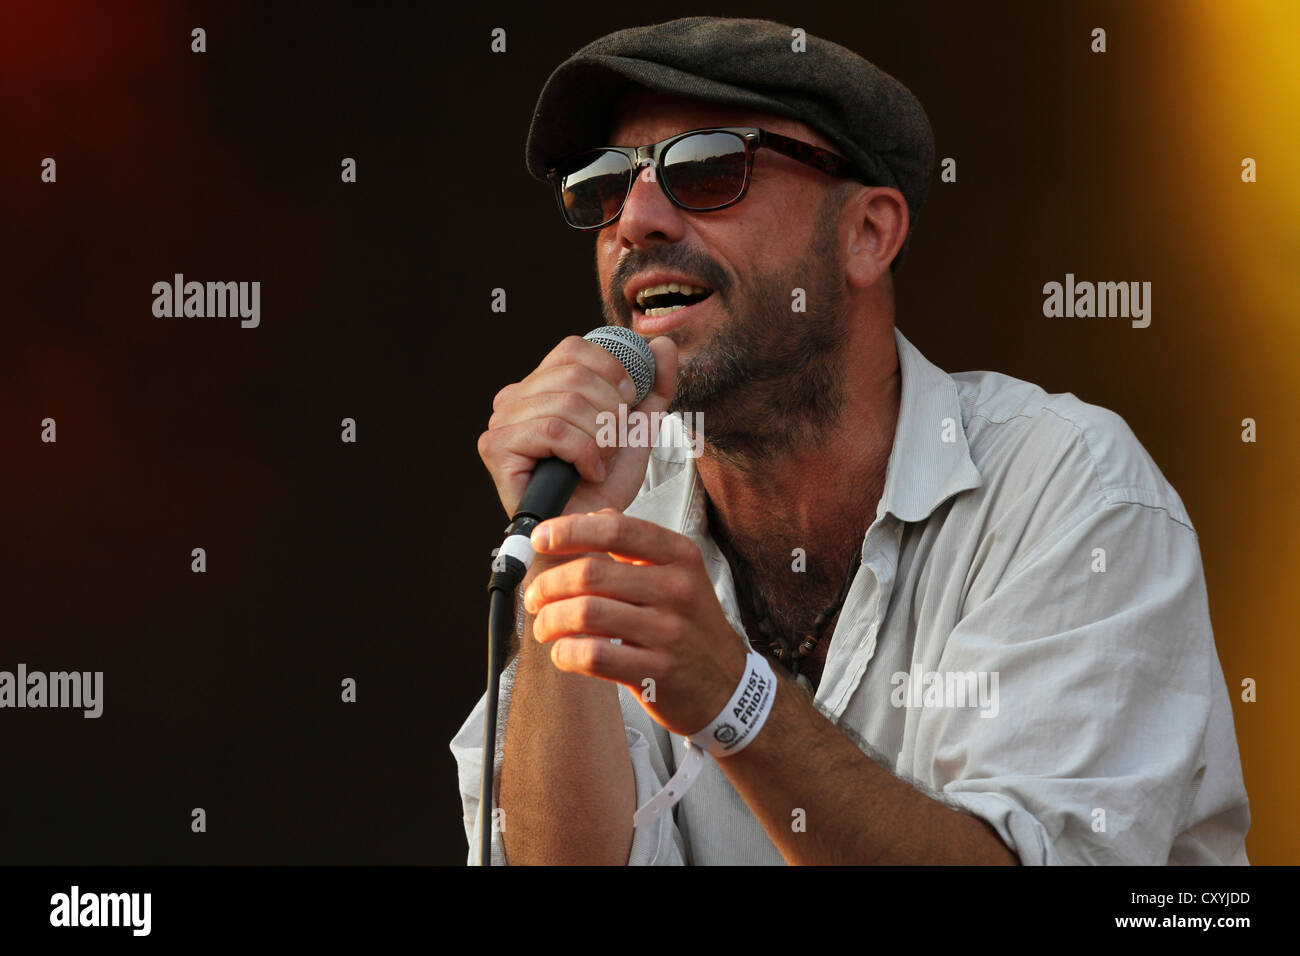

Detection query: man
(451, 16), (1250, 865)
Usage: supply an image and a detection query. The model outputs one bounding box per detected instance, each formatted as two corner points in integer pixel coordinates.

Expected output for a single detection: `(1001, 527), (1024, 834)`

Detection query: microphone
(488, 326), (656, 593)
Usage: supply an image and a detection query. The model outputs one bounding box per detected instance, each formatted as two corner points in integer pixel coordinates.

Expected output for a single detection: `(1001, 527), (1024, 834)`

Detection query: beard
(604, 203), (848, 470)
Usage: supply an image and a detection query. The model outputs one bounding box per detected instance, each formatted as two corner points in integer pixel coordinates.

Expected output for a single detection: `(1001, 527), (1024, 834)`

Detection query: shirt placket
(702, 535), (746, 638)
(818, 515), (902, 720)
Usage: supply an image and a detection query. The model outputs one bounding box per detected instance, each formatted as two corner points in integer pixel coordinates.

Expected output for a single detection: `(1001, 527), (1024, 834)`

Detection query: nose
(613, 160), (687, 246)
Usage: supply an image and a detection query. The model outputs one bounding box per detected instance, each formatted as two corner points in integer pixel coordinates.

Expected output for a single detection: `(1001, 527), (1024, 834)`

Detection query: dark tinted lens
(557, 150), (633, 227)
(661, 132), (748, 209)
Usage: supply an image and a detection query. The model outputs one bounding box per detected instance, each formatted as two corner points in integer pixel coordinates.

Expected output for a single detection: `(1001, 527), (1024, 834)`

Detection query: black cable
(480, 532), (534, 867)
(478, 583), (514, 866)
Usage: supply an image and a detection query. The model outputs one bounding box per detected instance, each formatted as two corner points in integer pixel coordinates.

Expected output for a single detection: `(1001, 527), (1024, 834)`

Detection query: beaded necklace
(710, 504), (862, 698)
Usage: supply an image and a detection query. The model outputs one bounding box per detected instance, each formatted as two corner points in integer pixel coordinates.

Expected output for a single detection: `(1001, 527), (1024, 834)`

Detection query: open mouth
(634, 283), (714, 318)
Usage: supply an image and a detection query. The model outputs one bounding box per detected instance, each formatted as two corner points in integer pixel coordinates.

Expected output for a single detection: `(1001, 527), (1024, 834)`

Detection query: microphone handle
(513, 456), (581, 524)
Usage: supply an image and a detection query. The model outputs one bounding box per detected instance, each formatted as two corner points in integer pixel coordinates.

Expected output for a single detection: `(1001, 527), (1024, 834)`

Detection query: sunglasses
(547, 126), (868, 230)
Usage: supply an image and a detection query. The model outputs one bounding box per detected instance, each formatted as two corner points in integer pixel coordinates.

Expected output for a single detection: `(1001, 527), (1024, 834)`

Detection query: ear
(843, 186), (909, 288)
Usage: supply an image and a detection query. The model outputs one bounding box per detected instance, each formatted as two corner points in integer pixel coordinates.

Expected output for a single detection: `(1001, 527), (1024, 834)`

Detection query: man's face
(596, 89), (853, 458)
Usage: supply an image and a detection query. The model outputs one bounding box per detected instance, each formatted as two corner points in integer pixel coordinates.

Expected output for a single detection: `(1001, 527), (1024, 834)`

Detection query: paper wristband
(631, 740), (705, 828)
(632, 651), (777, 827)
(689, 650), (778, 756)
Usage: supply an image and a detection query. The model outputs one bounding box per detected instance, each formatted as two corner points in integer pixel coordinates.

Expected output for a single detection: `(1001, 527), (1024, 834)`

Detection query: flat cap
(525, 16), (935, 268)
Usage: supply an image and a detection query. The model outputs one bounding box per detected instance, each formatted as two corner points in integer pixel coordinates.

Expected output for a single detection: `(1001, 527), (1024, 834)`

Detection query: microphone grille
(584, 326), (656, 406)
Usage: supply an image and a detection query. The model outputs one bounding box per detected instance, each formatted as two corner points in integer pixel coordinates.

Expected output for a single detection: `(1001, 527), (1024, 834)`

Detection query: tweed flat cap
(525, 16), (935, 268)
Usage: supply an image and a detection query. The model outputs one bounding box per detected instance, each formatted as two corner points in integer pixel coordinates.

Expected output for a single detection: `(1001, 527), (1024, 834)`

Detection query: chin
(669, 331), (700, 359)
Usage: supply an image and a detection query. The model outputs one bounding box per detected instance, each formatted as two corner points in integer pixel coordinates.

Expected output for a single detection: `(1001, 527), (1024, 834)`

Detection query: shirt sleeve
(448, 655), (688, 865)
(912, 495), (1250, 865)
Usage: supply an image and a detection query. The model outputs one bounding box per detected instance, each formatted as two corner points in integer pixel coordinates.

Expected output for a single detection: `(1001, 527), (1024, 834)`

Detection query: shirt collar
(633, 325), (983, 542)
(878, 326), (983, 523)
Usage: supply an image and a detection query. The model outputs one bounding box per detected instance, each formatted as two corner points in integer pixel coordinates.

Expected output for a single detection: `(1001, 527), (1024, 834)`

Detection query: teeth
(644, 305), (688, 317)
(635, 281), (710, 307)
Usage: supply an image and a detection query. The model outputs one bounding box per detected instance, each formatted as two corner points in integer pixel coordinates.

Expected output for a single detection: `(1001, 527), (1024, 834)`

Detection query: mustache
(606, 247), (731, 322)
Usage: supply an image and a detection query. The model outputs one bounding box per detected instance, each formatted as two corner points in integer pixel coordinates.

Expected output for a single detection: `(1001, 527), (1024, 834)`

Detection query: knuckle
(576, 558), (603, 589)
(598, 510), (622, 528)
(573, 441), (599, 474)
(590, 515), (616, 549)
(578, 640), (604, 671)
(601, 353), (627, 385)
(677, 537), (704, 567)
(558, 335), (586, 357)
(659, 614), (684, 648)
(561, 363), (598, 392)
(573, 596), (600, 631)
(532, 605), (550, 636)
(584, 347), (623, 383)
(557, 364), (583, 389)
(561, 391), (588, 421)
(542, 416), (568, 443)
(491, 383), (516, 411)
(526, 575), (548, 607)
(661, 573), (693, 606)
(543, 519), (567, 549)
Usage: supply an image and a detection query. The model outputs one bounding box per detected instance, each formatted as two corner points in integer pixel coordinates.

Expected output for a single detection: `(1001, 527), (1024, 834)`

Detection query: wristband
(631, 739), (706, 828)
(632, 651), (777, 827)
(688, 650), (777, 756)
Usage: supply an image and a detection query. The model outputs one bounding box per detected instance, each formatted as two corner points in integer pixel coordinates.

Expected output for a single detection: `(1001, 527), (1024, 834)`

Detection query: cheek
(705, 214), (785, 279)
(596, 238), (619, 288)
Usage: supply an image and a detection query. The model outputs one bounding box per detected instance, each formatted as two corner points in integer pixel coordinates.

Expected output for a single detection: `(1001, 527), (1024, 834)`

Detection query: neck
(697, 323), (901, 569)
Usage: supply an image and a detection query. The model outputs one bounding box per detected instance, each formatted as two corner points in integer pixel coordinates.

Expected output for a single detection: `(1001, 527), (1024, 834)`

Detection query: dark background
(1, 0), (1295, 864)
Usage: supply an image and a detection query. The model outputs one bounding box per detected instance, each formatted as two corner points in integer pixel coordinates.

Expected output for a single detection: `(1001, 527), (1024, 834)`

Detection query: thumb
(636, 335), (678, 417)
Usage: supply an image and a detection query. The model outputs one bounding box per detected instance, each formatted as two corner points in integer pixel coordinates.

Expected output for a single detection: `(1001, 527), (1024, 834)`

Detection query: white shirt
(451, 327), (1251, 865)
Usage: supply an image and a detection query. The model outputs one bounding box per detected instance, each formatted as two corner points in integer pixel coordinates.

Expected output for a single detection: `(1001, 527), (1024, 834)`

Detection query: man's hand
(519, 511), (1021, 866)
(477, 335), (677, 520)
(523, 508), (749, 736)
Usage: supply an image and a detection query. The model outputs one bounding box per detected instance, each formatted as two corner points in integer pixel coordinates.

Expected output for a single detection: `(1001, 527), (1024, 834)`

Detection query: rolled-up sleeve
(449, 658), (687, 865)
(914, 495), (1249, 865)
(622, 716), (688, 865)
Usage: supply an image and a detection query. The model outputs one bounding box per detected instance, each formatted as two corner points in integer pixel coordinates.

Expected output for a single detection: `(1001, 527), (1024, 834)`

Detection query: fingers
(535, 594), (664, 683)
(491, 362), (631, 423)
(479, 417), (608, 485)
(487, 387), (618, 479)
(487, 390), (610, 458)
(534, 335), (640, 405)
(486, 363), (629, 476)
(533, 509), (699, 566)
(523, 555), (682, 613)
(533, 594), (663, 645)
(546, 636), (660, 686)
(636, 336), (678, 417)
